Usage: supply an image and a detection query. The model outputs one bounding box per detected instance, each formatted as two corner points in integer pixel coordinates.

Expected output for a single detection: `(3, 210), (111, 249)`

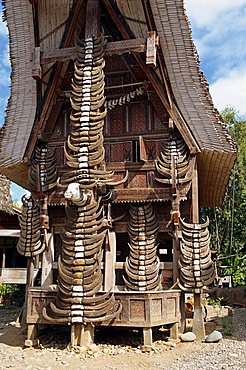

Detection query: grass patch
(222, 317), (233, 336)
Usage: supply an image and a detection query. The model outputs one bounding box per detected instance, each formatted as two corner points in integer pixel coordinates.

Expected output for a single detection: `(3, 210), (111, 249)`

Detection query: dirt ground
(0, 306), (245, 370)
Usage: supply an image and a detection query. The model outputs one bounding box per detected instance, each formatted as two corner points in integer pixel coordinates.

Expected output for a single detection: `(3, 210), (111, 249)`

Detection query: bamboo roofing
(0, 0), (36, 175)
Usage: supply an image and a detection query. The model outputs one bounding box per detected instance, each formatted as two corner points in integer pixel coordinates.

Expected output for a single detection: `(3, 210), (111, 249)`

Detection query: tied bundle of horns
(178, 218), (215, 292)
(17, 194), (43, 257)
(29, 144), (58, 193)
(155, 137), (192, 186)
(124, 203), (160, 291)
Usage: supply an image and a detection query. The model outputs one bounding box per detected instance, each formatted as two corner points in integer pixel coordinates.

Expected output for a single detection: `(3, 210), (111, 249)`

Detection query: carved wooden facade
(0, 0), (237, 347)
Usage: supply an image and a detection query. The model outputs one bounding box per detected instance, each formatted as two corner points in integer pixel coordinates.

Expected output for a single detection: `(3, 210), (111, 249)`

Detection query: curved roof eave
(0, 0), (37, 170)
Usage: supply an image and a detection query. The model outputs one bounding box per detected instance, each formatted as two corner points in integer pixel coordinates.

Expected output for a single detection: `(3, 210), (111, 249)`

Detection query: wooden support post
(192, 160), (205, 340)
(179, 292), (186, 333)
(85, 0), (100, 39)
(104, 230), (116, 291)
(26, 258), (35, 288)
(170, 322), (178, 340)
(193, 291), (205, 340)
(71, 323), (94, 348)
(81, 324), (94, 346)
(2, 247), (6, 270)
(172, 237), (179, 284)
(41, 232), (54, 288)
(70, 1), (100, 350)
(143, 327), (153, 346)
(25, 324), (38, 347)
(172, 199), (179, 285)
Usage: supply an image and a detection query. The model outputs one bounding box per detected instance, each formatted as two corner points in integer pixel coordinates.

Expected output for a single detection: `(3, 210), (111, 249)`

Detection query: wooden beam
(192, 160), (199, 224)
(102, 0), (200, 155)
(41, 38), (146, 64)
(139, 135), (148, 161)
(192, 159), (206, 340)
(2, 248), (6, 270)
(146, 31), (158, 67)
(104, 230), (116, 291)
(41, 232), (54, 288)
(85, 0), (100, 38)
(32, 47), (42, 80)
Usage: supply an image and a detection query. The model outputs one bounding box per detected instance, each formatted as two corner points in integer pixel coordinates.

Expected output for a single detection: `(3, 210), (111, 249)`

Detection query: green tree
(206, 107), (246, 286)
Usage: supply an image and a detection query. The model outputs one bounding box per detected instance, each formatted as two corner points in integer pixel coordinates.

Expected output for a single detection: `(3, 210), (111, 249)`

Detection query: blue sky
(0, 1), (246, 202)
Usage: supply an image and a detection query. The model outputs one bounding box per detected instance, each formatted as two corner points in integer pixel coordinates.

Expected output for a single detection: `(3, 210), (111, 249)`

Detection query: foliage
(0, 283), (24, 306)
(205, 108), (246, 286)
(207, 297), (223, 308)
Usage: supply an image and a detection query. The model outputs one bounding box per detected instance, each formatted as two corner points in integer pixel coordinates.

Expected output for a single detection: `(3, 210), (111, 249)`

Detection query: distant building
(0, 174), (26, 284)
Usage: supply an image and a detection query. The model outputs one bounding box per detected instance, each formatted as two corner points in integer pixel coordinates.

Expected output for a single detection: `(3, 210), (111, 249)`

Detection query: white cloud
(0, 67), (10, 86)
(184, 0), (246, 28)
(1, 44), (10, 68)
(210, 68), (246, 116)
(185, 0), (246, 116)
(186, 1), (246, 70)
(0, 10), (8, 36)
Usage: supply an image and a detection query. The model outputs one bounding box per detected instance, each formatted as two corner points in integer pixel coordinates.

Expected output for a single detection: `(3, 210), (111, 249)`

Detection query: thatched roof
(0, 0), (36, 185)
(0, 0), (237, 207)
(0, 174), (14, 214)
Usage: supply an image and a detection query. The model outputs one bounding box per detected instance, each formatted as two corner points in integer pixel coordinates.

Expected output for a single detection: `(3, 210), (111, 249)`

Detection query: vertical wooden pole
(192, 160), (205, 340)
(2, 247), (6, 270)
(24, 257), (35, 345)
(26, 258), (35, 288)
(170, 322), (178, 340)
(85, 0), (100, 39)
(41, 231), (54, 288)
(143, 327), (153, 346)
(70, 0), (100, 348)
(104, 230), (116, 291)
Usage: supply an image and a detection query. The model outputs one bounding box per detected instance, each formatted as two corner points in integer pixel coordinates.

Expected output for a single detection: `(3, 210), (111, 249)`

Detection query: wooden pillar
(104, 230), (116, 291)
(70, 0), (100, 348)
(85, 0), (100, 39)
(172, 231), (179, 284)
(26, 258), (35, 288)
(71, 323), (94, 348)
(192, 160), (205, 340)
(143, 327), (153, 346)
(170, 322), (178, 340)
(2, 247), (6, 270)
(179, 292), (186, 333)
(25, 324), (38, 347)
(41, 231), (54, 288)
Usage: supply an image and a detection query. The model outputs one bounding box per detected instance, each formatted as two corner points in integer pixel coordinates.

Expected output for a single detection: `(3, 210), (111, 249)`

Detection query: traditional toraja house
(0, 174), (26, 284)
(0, 0), (237, 347)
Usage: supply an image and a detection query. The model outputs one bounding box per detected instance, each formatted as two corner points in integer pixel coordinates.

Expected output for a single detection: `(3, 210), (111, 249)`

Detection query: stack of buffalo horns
(124, 203), (160, 291)
(17, 194), (44, 257)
